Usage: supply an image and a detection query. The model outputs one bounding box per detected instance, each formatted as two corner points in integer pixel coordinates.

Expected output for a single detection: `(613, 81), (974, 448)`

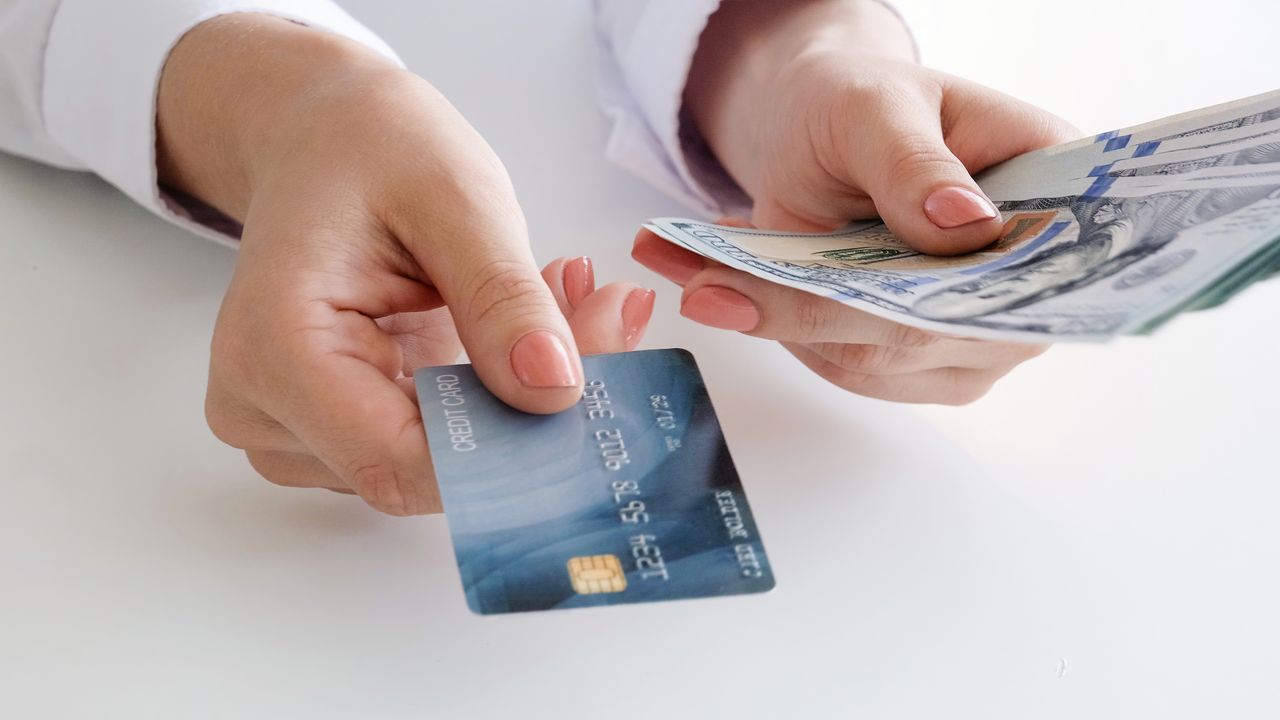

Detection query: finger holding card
(211, 256), (656, 513)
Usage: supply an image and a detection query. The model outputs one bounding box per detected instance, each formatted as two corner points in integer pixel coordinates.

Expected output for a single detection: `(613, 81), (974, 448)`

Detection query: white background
(2, 1), (1279, 717)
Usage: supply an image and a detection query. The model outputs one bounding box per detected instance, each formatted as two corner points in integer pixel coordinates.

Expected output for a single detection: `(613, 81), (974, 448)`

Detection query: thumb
(404, 209), (584, 415)
(451, 249), (584, 414)
(848, 93), (1004, 256)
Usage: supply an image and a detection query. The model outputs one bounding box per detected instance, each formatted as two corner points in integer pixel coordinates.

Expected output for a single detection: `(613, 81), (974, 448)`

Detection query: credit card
(414, 348), (775, 615)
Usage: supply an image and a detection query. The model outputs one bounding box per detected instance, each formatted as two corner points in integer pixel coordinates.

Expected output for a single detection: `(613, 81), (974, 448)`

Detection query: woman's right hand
(159, 14), (653, 514)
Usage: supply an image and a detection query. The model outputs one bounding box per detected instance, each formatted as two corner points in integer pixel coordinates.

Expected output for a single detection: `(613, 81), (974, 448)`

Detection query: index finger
(680, 263), (946, 348)
(266, 308), (440, 516)
(631, 226), (711, 286)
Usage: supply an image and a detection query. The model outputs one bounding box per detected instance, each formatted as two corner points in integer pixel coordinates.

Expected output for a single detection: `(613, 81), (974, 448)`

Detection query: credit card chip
(567, 555), (628, 594)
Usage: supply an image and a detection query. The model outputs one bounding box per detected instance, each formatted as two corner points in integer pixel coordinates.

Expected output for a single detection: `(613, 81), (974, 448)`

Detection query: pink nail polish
(632, 238), (703, 285)
(562, 256), (594, 308)
(510, 330), (580, 388)
(680, 286), (760, 332)
(621, 288), (656, 351)
(923, 187), (1000, 229)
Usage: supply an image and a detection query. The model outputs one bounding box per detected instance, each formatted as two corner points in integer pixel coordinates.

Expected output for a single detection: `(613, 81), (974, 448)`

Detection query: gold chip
(566, 554), (628, 595)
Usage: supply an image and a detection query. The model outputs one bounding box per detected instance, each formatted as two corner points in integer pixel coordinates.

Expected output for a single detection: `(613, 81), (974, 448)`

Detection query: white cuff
(595, 0), (728, 218)
(42, 0), (402, 246)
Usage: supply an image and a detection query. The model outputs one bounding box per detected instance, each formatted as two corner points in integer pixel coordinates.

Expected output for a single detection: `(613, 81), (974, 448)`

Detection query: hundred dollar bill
(644, 93), (1280, 342)
(978, 89), (1280, 197)
(1097, 135), (1280, 179)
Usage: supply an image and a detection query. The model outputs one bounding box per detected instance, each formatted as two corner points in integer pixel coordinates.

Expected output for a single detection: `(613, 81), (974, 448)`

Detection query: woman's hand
(632, 0), (1076, 403)
(684, 0), (1079, 250)
(159, 15), (653, 513)
(633, 219), (1042, 404)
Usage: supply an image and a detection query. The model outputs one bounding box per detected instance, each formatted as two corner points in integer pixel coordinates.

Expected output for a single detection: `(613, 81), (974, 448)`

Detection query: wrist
(684, 0), (915, 197)
(156, 13), (403, 222)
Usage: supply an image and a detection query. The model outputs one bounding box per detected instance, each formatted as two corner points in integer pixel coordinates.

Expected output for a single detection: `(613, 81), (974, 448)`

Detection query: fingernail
(632, 239), (703, 285)
(510, 330), (580, 388)
(621, 288), (656, 351)
(680, 286), (759, 332)
(562, 256), (594, 308)
(923, 187), (1000, 229)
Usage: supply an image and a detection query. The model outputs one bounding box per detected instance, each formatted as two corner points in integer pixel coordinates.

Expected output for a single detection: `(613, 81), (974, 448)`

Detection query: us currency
(644, 90), (1280, 342)
(1098, 137), (1280, 180)
(976, 89), (1280, 197)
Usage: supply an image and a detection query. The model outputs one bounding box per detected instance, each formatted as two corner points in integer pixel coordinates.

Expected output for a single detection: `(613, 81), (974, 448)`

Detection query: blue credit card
(414, 348), (775, 615)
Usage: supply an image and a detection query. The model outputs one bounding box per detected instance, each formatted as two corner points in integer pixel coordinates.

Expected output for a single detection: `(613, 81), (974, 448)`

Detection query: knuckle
(268, 308), (401, 379)
(244, 450), (273, 480)
(331, 312), (404, 376)
(837, 343), (901, 376)
(204, 386), (266, 450)
(815, 360), (874, 396)
(880, 133), (956, 186)
(204, 391), (291, 452)
(887, 323), (939, 350)
(347, 459), (412, 516)
(345, 415), (429, 516)
(204, 396), (242, 448)
(244, 450), (290, 488)
(792, 295), (840, 342)
(463, 260), (553, 326)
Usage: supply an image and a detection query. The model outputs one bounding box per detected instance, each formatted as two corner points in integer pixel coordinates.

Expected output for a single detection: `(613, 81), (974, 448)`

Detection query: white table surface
(3, 1), (1279, 717)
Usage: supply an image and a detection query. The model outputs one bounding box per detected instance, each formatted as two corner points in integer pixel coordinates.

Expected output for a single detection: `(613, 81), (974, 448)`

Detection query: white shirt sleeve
(0, 0), (401, 246)
(592, 0), (922, 220)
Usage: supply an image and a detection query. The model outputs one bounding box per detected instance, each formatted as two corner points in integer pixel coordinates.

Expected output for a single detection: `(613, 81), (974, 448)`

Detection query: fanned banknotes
(645, 89), (1280, 342)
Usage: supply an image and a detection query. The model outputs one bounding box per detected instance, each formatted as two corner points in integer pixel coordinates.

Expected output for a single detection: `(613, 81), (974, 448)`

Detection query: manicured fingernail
(562, 256), (594, 308)
(923, 187), (1000, 229)
(621, 288), (656, 351)
(510, 330), (580, 388)
(632, 239), (703, 285)
(680, 286), (759, 332)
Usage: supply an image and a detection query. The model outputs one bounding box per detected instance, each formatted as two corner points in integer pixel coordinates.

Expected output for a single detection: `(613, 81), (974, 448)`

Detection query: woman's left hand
(633, 220), (1046, 404)
(631, 0), (1075, 403)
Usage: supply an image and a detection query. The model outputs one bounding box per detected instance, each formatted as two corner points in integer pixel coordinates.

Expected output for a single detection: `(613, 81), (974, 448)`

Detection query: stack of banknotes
(645, 90), (1280, 341)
